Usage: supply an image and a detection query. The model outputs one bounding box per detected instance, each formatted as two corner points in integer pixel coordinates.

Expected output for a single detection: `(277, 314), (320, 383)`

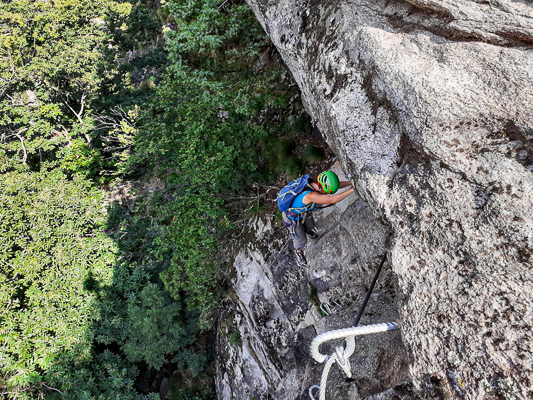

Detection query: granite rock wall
(226, 0), (533, 398)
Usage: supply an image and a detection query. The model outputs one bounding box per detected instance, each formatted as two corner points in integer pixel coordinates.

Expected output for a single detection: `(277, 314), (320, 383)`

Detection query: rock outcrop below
(237, 1), (533, 399)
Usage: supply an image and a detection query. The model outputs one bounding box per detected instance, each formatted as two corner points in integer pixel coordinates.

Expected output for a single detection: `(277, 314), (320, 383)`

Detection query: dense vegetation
(0, 0), (308, 398)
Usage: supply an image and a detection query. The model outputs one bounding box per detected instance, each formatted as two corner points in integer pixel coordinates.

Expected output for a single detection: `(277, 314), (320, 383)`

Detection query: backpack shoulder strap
(288, 190), (316, 214)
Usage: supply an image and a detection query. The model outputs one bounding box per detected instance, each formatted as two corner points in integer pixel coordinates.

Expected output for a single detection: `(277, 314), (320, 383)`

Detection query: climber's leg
(282, 213), (309, 267)
(292, 219), (309, 267)
(304, 213), (319, 239)
(292, 218), (308, 250)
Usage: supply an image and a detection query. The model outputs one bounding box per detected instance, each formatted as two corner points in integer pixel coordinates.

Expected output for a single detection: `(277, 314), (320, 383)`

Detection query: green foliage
(0, 0), (132, 173)
(0, 0), (197, 398)
(0, 171), (112, 369)
(248, 204), (265, 216)
(128, 0), (291, 315)
(279, 156), (303, 178)
(97, 200), (204, 371)
(273, 139), (296, 157)
(45, 350), (158, 400)
(255, 112), (312, 178)
(1, 0), (298, 398)
(283, 113), (311, 133)
(308, 285), (326, 317)
(228, 331), (241, 346)
(308, 284), (320, 306)
(122, 284), (190, 369)
(302, 144), (325, 164)
(0, 170), (141, 398)
(168, 377), (217, 400)
(165, 0), (267, 72)
(0, 171), (204, 399)
(259, 136), (295, 176)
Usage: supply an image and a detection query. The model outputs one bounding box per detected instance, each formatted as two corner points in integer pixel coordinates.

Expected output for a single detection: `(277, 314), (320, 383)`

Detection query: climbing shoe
(307, 228), (319, 240)
(294, 249), (308, 267)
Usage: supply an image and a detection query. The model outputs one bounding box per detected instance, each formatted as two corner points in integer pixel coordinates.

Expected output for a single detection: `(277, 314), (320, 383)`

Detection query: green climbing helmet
(317, 171), (339, 194)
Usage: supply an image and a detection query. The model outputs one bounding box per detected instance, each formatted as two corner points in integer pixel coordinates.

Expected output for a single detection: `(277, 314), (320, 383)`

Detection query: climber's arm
(303, 187), (355, 205)
(339, 181), (352, 189)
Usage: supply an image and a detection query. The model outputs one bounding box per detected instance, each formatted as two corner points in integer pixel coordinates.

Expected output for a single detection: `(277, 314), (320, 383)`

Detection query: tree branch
(218, 0), (231, 9)
(41, 383), (62, 394)
(79, 92), (86, 117)
(63, 99), (83, 125)
(14, 128), (29, 165)
(63, 92), (92, 146)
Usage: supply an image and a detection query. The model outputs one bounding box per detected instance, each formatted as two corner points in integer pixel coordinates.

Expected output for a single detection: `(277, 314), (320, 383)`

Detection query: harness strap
(288, 203), (314, 213)
(287, 204), (315, 220)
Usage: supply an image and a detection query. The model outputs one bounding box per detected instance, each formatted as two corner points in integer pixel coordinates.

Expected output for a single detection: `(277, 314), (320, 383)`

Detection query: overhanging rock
(245, 0), (533, 398)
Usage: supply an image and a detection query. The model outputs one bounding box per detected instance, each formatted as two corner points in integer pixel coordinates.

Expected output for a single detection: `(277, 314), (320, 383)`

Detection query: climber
(278, 171), (355, 267)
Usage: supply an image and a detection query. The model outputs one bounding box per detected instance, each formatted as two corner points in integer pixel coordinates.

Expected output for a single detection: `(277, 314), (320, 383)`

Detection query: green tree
(130, 0), (290, 314)
(0, 0), (133, 175)
(0, 0), (297, 398)
(0, 1), (182, 398)
(0, 171), (118, 397)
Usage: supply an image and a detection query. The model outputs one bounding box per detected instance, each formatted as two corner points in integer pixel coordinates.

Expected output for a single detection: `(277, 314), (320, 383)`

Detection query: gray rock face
(216, 165), (411, 399)
(240, 1), (533, 399)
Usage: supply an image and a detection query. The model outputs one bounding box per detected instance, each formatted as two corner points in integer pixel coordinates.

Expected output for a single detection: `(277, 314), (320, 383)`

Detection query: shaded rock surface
(216, 165), (412, 399)
(240, 1), (533, 399)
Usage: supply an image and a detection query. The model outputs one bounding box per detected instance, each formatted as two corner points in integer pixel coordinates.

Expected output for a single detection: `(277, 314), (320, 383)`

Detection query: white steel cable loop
(309, 322), (400, 400)
(310, 322), (399, 363)
(334, 345), (352, 378)
(343, 335), (356, 364)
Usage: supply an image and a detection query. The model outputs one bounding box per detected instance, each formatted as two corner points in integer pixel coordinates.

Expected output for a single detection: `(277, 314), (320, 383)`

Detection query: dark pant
(283, 212), (316, 250)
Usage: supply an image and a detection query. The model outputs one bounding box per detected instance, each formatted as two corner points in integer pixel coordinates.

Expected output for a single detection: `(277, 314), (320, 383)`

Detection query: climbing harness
(309, 253), (400, 400)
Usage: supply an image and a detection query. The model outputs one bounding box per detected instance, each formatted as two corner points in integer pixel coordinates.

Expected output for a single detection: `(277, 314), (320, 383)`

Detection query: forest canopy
(0, 0), (304, 398)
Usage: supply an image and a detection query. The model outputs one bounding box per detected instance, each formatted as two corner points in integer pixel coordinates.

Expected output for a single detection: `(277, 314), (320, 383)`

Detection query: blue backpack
(277, 174), (313, 213)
